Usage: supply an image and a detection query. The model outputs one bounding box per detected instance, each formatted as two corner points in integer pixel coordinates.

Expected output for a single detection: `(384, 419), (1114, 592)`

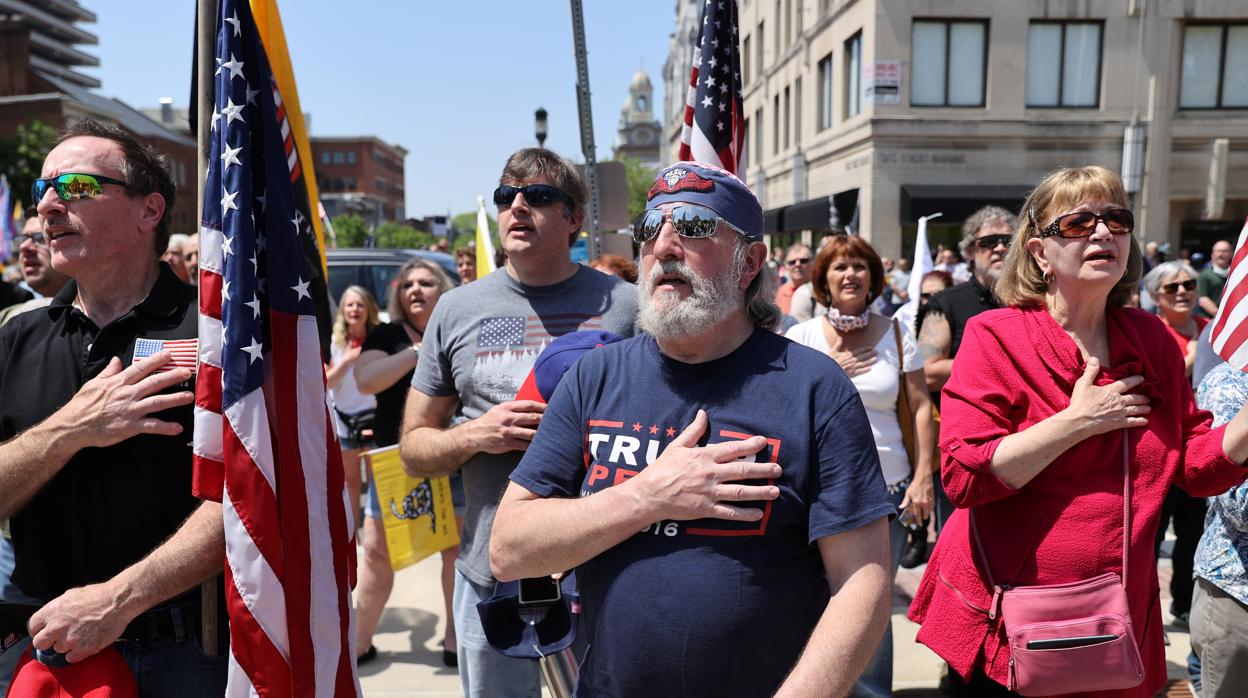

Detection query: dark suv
(326, 248), (460, 315)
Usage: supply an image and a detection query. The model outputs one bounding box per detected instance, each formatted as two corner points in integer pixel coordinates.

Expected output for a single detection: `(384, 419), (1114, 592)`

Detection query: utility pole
(569, 0), (601, 260)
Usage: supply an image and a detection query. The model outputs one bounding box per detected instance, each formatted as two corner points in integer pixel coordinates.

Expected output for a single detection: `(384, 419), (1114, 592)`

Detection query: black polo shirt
(0, 264), (199, 600)
(917, 276), (1001, 359)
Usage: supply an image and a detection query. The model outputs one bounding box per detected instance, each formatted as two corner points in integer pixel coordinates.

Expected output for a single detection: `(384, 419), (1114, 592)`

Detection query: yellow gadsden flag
(366, 446), (459, 571)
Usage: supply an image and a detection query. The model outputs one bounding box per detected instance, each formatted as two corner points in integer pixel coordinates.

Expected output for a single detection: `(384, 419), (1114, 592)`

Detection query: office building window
(758, 21), (765, 72)
(911, 20), (987, 107)
(744, 35), (752, 85)
(1180, 24), (1248, 108)
(321, 151), (330, 165)
(1027, 22), (1101, 107)
(347, 151), (357, 164)
(783, 86), (791, 150)
(794, 77), (802, 146)
(817, 53), (833, 130)
(773, 93), (780, 155)
(333, 151), (345, 164)
(755, 107), (764, 166)
(845, 31), (862, 117)
(785, 0), (793, 47)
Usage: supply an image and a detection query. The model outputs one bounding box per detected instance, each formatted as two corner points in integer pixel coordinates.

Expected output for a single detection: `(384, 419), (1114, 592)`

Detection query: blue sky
(84, 0), (676, 218)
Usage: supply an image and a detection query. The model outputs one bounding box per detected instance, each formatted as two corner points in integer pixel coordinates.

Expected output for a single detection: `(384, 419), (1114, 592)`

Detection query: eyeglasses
(973, 234), (1012, 250)
(786, 257), (811, 267)
(1035, 208), (1135, 239)
(32, 173), (129, 203)
(493, 184), (572, 209)
(631, 204), (748, 244)
(17, 232), (47, 247)
(1159, 279), (1197, 295)
(920, 292), (935, 301)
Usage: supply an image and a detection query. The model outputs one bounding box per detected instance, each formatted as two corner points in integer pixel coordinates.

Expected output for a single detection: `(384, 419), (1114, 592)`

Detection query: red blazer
(908, 304), (1247, 697)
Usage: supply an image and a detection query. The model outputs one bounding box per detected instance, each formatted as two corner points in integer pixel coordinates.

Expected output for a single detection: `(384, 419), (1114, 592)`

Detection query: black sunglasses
(920, 292), (934, 301)
(1159, 279), (1197, 295)
(17, 232), (47, 247)
(973, 234), (1012, 250)
(493, 184), (572, 209)
(632, 204), (748, 244)
(1035, 208), (1135, 239)
(32, 172), (129, 203)
(786, 257), (811, 266)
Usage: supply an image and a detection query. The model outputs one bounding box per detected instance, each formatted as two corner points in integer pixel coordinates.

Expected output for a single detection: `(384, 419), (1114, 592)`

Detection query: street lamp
(534, 107), (548, 147)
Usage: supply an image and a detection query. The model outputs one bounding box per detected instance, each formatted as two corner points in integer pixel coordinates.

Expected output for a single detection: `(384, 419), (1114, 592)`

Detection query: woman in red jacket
(908, 165), (1248, 697)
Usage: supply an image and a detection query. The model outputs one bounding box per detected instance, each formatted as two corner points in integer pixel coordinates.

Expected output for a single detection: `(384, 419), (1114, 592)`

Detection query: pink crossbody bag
(969, 434), (1145, 696)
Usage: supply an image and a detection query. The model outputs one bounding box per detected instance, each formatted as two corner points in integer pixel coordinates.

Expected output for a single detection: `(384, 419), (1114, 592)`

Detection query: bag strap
(969, 429), (1131, 591)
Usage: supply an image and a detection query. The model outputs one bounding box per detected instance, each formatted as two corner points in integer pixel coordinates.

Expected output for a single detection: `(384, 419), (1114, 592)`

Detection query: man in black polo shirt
(915, 205), (1015, 528)
(0, 119), (225, 693)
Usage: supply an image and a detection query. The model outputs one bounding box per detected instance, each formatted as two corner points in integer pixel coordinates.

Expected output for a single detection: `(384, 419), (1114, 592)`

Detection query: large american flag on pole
(1209, 216), (1248, 369)
(677, 0), (746, 174)
(193, 0), (359, 695)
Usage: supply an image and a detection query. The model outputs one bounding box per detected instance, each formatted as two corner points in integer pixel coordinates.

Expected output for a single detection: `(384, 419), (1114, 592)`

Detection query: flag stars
(245, 293), (261, 320)
(220, 145), (242, 171)
(291, 278), (311, 302)
(245, 85), (259, 106)
(701, 95), (714, 108)
(648, 425), (658, 435)
(632, 422), (643, 433)
(241, 337), (263, 364)
(222, 235), (234, 258)
(222, 98), (245, 125)
(217, 53), (245, 82)
(210, 108), (221, 131)
(224, 12), (241, 37)
(221, 189), (239, 215)
(222, 279), (232, 302)
(665, 427), (677, 438)
(255, 191), (267, 212)
(704, 75), (717, 89)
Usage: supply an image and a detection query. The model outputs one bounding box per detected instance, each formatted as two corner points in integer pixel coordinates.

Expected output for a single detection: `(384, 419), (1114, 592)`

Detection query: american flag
(677, 0), (746, 174)
(193, 1), (359, 696)
(1208, 216), (1248, 369)
(473, 314), (604, 358)
(134, 337), (199, 373)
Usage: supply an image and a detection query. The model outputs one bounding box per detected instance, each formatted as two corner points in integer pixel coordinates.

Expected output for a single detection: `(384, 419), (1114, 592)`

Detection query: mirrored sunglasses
(493, 184), (572, 209)
(1037, 208), (1134, 239)
(17, 232), (47, 247)
(632, 204), (747, 244)
(31, 173), (129, 203)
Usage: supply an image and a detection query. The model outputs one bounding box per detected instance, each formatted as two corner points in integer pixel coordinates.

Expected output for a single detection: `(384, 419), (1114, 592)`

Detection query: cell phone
(518, 576), (562, 606)
(1026, 634), (1118, 650)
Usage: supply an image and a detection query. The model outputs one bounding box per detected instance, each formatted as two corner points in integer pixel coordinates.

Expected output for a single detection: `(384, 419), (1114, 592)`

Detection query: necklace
(825, 306), (871, 332)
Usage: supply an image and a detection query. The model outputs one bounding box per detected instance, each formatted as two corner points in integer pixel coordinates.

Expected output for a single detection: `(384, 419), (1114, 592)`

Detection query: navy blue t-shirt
(510, 328), (891, 697)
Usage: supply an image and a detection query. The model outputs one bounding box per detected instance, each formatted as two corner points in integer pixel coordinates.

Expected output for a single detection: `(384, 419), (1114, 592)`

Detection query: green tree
(451, 210), (497, 250)
(613, 155), (656, 222)
(0, 119), (58, 208)
(375, 221), (435, 250)
(330, 214), (369, 247)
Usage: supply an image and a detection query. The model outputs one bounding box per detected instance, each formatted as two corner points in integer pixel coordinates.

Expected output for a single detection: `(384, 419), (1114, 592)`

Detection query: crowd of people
(2, 117), (1248, 698)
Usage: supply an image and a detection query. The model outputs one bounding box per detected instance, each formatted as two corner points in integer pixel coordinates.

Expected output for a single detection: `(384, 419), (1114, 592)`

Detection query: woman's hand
(831, 346), (877, 378)
(342, 343), (363, 364)
(900, 470), (934, 523)
(1064, 358), (1151, 437)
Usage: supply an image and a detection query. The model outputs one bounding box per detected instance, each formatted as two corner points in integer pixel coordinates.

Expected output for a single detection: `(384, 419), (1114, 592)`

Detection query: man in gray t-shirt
(401, 147), (636, 698)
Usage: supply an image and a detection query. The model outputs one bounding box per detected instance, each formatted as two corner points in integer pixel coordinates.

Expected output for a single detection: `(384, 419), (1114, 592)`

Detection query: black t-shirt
(362, 321), (414, 447)
(511, 330), (891, 697)
(0, 265), (199, 600)
(917, 277), (1001, 359)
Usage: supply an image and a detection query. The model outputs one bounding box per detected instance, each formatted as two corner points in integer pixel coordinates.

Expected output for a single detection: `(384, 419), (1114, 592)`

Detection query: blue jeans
(452, 569), (540, 698)
(851, 485), (907, 698)
(117, 636), (227, 698)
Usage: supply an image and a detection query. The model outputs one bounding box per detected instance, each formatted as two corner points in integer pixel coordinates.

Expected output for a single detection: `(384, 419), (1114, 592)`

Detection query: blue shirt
(1194, 362), (1248, 604)
(510, 329), (891, 698)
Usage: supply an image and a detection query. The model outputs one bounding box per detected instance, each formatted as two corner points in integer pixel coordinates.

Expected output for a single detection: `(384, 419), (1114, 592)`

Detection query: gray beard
(638, 258), (742, 340)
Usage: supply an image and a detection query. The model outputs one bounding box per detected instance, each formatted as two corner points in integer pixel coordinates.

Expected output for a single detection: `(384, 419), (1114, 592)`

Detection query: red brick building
(0, 6), (197, 238)
(311, 136), (408, 227)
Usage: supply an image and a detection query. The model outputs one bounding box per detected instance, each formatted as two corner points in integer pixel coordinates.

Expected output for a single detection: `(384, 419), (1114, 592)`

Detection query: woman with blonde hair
(908, 165), (1248, 696)
(326, 285), (381, 529)
(353, 258), (456, 665)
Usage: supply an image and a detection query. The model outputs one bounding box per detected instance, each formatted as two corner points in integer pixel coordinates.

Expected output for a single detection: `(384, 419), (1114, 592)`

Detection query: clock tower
(615, 67), (663, 168)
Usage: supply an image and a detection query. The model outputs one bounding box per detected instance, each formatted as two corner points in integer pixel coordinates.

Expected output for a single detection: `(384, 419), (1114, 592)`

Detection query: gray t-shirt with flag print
(411, 265), (638, 586)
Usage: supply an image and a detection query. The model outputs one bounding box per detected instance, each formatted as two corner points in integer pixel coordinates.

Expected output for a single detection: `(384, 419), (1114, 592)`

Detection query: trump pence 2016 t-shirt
(510, 329), (891, 698)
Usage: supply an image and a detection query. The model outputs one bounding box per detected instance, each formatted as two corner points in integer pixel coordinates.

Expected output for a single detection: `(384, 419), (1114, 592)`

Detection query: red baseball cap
(6, 645), (138, 698)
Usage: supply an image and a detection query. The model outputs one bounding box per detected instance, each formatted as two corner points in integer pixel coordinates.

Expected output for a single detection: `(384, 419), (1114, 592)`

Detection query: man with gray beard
(491, 162), (893, 697)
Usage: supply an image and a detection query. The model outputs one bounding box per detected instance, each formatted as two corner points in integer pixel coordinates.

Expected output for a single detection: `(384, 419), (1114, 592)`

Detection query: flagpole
(195, 0), (220, 660)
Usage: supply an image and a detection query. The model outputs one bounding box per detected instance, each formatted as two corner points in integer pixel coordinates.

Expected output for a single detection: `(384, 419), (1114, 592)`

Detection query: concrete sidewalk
(359, 555), (1195, 696)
